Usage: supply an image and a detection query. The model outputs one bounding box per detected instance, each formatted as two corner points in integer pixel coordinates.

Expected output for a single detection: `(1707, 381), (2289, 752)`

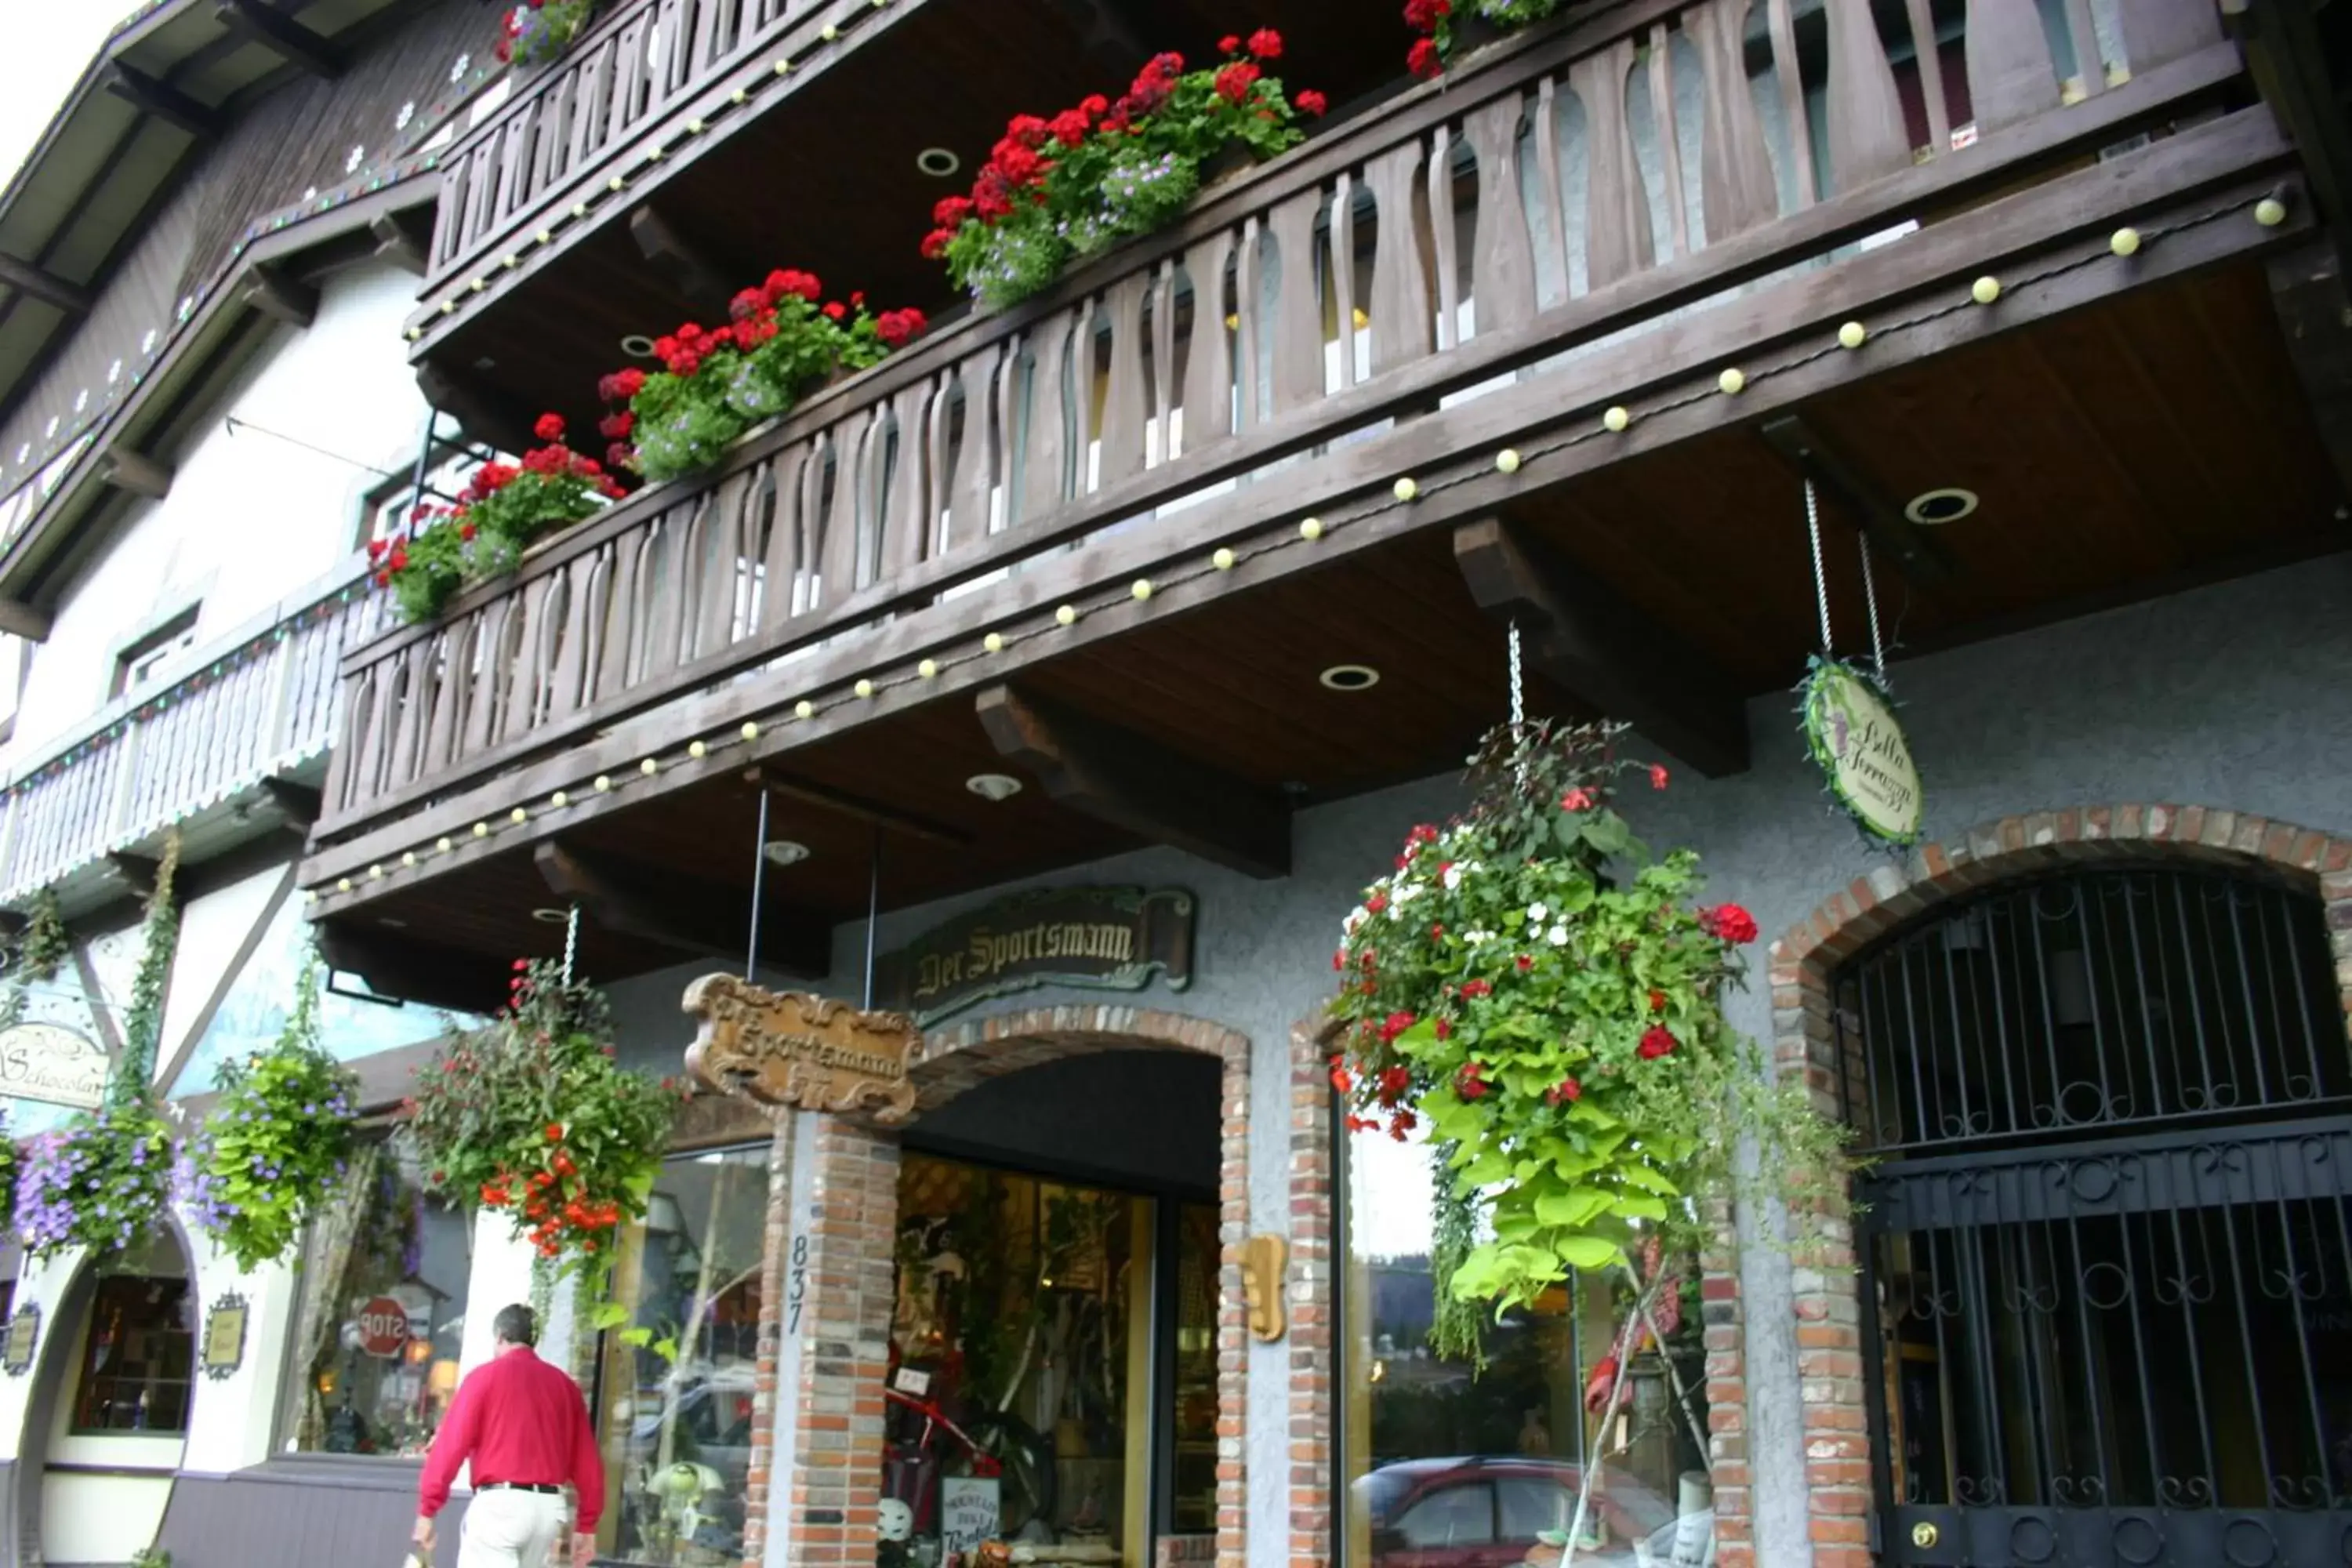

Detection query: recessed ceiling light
(531, 907), (569, 924)
(763, 840), (811, 867)
(1319, 663), (1381, 691)
(967, 773), (1023, 802)
(916, 147), (961, 178)
(1904, 487), (1978, 524)
(619, 334), (657, 360)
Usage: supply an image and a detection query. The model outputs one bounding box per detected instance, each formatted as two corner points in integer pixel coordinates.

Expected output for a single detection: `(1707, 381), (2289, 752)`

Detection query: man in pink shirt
(416, 1304), (605, 1568)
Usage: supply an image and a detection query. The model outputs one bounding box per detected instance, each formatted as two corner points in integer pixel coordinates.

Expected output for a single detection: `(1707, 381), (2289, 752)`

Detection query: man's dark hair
(493, 1303), (537, 1347)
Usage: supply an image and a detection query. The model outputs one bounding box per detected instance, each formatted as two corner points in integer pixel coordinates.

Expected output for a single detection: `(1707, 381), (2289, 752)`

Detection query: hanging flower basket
(1328, 719), (1845, 1314)
(1404, 0), (1566, 78)
(599, 271), (927, 485)
(401, 960), (684, 1274)
(499, 1), (601, 67)
(16, 1101), (172, 1261)
(175, 959), (359, 1272)
(920, 32), (1328, 314)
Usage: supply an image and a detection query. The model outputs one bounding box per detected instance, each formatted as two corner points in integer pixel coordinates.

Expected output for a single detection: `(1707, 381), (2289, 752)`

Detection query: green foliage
(1329, 720), (1846, 1316)
(130, 1548), (172, 1568)
(0, 886), (68, 1034)
(927, 38), (1322, 313)
(630, 367), (752, 483)
(401, 960), (682, 1277)
(1425, 1147), (1486, 1369)
(502, 0), (598, 67)
(111, 830), (182, 1109)
(180, 959), (360, 1272)
(375, 423), (621, 624)
(16, 1098), (172, 1261)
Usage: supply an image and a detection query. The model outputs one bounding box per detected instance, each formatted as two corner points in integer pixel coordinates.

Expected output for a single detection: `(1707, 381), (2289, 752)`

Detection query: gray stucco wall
(603, 551), (2352, 1568)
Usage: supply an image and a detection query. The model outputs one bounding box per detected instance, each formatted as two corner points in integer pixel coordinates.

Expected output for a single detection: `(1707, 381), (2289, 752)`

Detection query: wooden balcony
(305, 0), (2337, 1002)
(0, 572), (383, 917)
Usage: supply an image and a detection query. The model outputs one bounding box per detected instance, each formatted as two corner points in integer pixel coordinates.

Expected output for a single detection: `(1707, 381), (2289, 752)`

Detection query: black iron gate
(1838, 868), (2352, 1566)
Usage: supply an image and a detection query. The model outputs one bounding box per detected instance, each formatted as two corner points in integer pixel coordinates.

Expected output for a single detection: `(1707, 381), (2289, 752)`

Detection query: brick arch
(1757, 804), (2352, 1568)
(779, 1004), (1251, 1568)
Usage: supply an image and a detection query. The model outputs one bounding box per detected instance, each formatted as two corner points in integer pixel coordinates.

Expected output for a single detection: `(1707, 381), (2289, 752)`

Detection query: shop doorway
(882, 1047), (1225, 1568)
(1839, 866), (2352, 1566)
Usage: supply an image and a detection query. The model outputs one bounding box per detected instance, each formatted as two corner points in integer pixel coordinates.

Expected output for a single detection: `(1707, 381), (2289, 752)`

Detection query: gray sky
(0, 4), (129, 187)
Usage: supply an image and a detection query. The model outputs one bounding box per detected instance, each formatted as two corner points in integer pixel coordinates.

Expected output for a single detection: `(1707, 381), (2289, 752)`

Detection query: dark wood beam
(1040, 0), (1152, 76)
(2267, 241), (2352, 504)
(416, 360), (535, 460)
(2234, 0), (2352, 273)
(369, 209), (433, 278)
(105, 62), (223, 139)
(975, 684), (1290, 877)
(752, 770), (973, 846)
(1755, 416), (1951, 586)
(628, 206), (735, 320)
(241, 263), (318, 328)
(99, 446), (173, 501)
(315, 920), (511, 1015)
(215, 0), (343, 78)
(0, 601), (45, 641)
(0, 253), (90, 317)
(107, 853), (160, 902)
(534, 839), (829, 977)
(1454, 517), (1751, 778)
(263, 778), (322, 829)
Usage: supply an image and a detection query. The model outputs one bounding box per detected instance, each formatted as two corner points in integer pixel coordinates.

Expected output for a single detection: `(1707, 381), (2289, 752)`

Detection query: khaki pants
(459, 1487), (568, 1568)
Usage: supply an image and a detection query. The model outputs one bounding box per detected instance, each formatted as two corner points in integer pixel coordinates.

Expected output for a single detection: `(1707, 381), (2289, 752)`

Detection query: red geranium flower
(1648, 988), (1668, 1012)
(533, 412), (565, 443)
(1248, 28), (1283, 59)
(1638, 1026), (1678, 1061)
(1545, 1077), (1582, 1105)
(1456, 1061), (1489, 1099)
(1461, 978), (1493, 999)
(1650, 764), (1671, 790)
(1408, 37), (1443, 78)
(1434, 1018), (1452, 1040)
(1218, 33), (1241, 53)
(1297, 89), (1328, 117)
(1562, 786), (1593, 811)
(1214, 61), (1261, 103)
(1378, 1010), (1417, 1044)
(1404, 0), (1451, 30)
(1700, 902), (1760, 945)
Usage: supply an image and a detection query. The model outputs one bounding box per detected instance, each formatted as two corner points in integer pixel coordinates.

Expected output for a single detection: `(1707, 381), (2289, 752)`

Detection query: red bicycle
(884, 1385), (1056, 1540)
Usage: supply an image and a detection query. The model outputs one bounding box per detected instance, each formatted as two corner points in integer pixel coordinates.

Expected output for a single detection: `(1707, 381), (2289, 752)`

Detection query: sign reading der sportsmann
(682, 976), (924, 1124)
(876, 887), (1194, 1025)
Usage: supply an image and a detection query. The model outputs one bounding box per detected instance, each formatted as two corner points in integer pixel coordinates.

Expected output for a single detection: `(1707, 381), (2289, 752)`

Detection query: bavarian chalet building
(0, 1), (2336, 1567)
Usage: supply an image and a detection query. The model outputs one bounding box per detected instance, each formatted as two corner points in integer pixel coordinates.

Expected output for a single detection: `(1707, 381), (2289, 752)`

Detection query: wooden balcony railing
(426, 0), (866, 296)
(332, 0), (2235, 839)
(0, 574), (384, 906)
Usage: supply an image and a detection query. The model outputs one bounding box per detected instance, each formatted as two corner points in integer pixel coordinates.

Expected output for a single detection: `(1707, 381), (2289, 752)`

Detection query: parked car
(1354, 1457), (1685, 1568)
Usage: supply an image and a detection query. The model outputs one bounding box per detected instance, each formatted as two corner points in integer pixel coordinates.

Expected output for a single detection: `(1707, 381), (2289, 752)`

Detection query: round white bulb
(796, 699), (815, 720)
(2110, 227), (2141, 257)
(1718, 368), (1745, 396)
(1837, 321), (1867, 350)
(1971, 276), (2002, 306)
(437, 837), (453, 853)
(1495, 449), (1521, 474)
(593, 776), (611, 793)
(855, 678), (876, 699)
(1603, 406), (1631, 433)
(640, 757), (659, 776)
(551, 790), (568, 808)
(688, 740), (706, 759)
(1299, 517), (1324, 541)
(1393, 477), (1419, 502)
(369, 864), (383, 880)
(742, 721), (760, 741)
(2257, 197), (2288, 228)
(984, 632), (1005, 653)
(918, 659), (938, 679)
(510, 807), (528, 824)
(1131, 579), (1152, 601)
(337, 877), (352, 893)
(1055, 604), (1078, 626)
(1212, 547), (1236, 570)
(474, 822), (489, 838)
(402, 851), (417, 868)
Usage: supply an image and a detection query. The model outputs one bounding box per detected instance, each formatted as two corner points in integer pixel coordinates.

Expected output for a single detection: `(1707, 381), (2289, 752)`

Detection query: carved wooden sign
(0, 1022), (108, 1110)
(682, 975), (924, 1124)
(873, 886), (1194, 1025)
(2, 1303), (38, 1376)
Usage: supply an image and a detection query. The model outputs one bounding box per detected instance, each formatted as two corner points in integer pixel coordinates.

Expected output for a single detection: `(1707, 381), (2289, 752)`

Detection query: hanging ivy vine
(0, 887), (67, 1031)
(1425, 1142), (1486, 1370)
(109, 830), (182, 1109)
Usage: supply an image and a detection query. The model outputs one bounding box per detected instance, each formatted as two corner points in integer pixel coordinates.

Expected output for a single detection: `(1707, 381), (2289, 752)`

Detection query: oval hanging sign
(1802, 659), (1923, 847)
(356, 1296), (410, 1358)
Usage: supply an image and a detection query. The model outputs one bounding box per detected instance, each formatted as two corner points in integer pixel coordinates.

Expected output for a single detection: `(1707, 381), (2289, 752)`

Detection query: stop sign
(357, 1297), (410, 1358)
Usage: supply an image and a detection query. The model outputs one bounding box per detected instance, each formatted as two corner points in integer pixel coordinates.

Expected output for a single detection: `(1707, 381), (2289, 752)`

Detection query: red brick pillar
(1698, 1199), (1751, 1568)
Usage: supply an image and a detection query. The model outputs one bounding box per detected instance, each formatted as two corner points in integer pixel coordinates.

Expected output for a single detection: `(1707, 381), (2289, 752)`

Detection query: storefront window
(887, 1153), (1154, 1568)
(71, 1229), (193, 1434)
(590, 1145), (770, 1566)
(1170, 1202), (1218, 1536)
(1341, 1123), (1711, 1568)
(279, 1139), (472, 1456)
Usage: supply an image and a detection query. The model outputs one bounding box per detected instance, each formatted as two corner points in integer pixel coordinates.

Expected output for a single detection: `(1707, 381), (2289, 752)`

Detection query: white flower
(1548, 925), (1570, 946)
(1528, 902), (1549, 922)
(1443, 864), (1465, 891)
(1392, 882), (1420, 906)
(1344, 906), (1367, 935)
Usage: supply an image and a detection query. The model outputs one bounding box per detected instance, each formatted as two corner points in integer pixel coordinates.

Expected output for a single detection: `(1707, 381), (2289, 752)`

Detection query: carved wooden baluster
(639, 503), (697, 679)
(597, 527), (644, 689)
(1465, 91), (1538, 332)
(1097, 271), (1152, 487)
(495, 575), (555, 743)
(1232, 216), (1265, 431)
(795, 438), (835, 609)
(818, 412), (869, 599)
(989, 339), (1019, 534)
(760, 444), (811, 628)
(1149, 257), (1179, 453)
(858, 402), (897, 584)
(1688, 0), (1780, 241)
(1766, 0), (1818, 208)
(942, 344), (998, 550)
(1966, 0), (2062, 133)
(880, 381), (937, 575)
(460, 602), (508, 756)
(2061, 0), (2105, 96)
(1646, 26), (1692, 260)
(573, 38), (615, 168)
(606, 14), (652, 142)
(1363, 142), (1433, 374)
(387, 641), (433, 787)
(1426, 124), (1461, 350)
(1178, 232), (1236, 452)
(465, 142), (501, 256)
(691, 466), (756, 656)
(1327, 174), (1359, 391)
(423, 622), (466, 768)
(546, 549), (601, 716)
(1532, 81), (1570, 306)
(1824, 0), (1911, 191)
(1899, 0), (1952, 154)
(1264, 187), (1324, 415)
(2117, 0), (2222, 73)
(1012, 310), (1071, 521)
(346, 666), (391, 804)
(1574, 39), (1655, 292)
